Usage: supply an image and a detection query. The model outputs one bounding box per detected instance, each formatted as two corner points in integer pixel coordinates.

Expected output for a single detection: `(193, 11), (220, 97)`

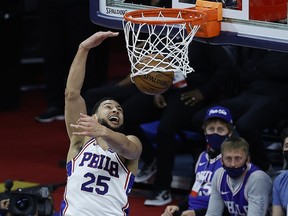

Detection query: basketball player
(161, 106), (233, 216)
(60, 31), (142, 216)
(206, 137), (272, 216)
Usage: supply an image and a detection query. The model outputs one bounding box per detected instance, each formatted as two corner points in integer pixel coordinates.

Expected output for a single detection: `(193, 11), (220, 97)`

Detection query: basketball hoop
(122, 8), (207, 80)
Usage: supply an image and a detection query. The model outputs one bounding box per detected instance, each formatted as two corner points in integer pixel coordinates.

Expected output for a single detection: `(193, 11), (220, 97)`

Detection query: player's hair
(92, 97), (118, 114)
(221, 137), (250, 157)
(202, 118), (234, 132)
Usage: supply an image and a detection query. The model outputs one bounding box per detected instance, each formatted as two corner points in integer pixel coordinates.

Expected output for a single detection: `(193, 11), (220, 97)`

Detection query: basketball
(132, 54), (174, 95)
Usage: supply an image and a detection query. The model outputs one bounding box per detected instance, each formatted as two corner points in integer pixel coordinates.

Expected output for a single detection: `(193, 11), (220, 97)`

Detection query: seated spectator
(122, 41), (240, 206)
(206, 136), (272, 216)
(161, 106), (233, 216)
(272, 128), (288, 216)
(191, 47), (288, 172)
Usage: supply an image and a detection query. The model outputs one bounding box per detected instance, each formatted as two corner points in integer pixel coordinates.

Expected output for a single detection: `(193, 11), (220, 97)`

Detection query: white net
(122, 9), (205, 80)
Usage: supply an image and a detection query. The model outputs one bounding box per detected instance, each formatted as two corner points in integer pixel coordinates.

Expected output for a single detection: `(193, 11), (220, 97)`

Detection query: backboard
(90, 0), (288, 52)
(90, 0), (156, 30)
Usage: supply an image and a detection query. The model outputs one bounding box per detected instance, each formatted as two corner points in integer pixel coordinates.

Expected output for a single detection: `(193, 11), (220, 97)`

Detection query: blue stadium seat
(140, 120), (201, 147)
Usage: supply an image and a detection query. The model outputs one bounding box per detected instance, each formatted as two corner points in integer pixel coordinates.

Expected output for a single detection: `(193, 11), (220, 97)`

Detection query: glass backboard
(90, 0), (156, 30)
(90, 0), (288, 52)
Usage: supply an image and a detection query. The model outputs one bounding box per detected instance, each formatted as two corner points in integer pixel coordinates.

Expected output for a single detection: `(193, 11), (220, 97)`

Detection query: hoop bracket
(192, 0), (223, 38)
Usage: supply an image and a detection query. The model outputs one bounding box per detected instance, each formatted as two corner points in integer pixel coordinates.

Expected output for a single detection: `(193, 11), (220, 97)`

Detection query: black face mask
(223, 162), (247, 179)
(205, 134), (229, 152)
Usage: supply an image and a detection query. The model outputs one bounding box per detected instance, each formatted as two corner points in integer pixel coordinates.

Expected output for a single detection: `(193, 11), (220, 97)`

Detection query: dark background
(0, 0), (130, 111)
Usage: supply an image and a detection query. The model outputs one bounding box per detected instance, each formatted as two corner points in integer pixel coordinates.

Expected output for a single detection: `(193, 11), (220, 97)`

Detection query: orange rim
(123, 8), (206, 26)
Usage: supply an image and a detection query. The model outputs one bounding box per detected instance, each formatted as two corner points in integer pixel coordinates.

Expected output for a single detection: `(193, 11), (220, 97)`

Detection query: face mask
(205, 134), (229, 151)
(223, 162), (247, 179)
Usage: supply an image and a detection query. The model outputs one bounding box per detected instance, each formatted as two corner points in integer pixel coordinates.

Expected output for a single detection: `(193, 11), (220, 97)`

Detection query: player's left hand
(70, 113), (105, 137)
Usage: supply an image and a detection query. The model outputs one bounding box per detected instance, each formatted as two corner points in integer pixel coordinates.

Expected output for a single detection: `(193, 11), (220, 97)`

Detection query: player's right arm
(65, 44), (89, 140)
(65, 31), (119, 162)
(64, 42), (90, 162)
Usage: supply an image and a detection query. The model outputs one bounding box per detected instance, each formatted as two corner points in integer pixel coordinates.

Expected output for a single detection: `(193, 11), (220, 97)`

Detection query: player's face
(96, 100), (124, 131)
(222, 149), (249, 168)
(205, 120), (229, 136)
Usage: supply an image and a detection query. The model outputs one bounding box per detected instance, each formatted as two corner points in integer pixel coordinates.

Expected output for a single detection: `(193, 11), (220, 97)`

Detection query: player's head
(202, 106), (234, 156)
(92, 97), (124, 132)
(221, 136), (250, 179)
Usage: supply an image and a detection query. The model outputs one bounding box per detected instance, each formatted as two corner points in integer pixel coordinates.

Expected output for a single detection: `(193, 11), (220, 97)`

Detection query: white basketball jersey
(60, 138), (135, 216)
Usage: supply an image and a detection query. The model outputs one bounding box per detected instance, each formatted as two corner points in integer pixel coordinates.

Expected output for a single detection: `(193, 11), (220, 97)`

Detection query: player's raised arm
(64, 31), (119, 139)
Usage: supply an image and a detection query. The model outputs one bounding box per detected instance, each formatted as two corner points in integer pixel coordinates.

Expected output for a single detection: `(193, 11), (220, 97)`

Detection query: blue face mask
(205, 134), (229, 151)
(223, 162), (247, 179)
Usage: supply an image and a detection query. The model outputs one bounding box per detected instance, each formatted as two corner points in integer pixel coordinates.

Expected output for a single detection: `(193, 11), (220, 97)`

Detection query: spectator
(61, 31), (142, 215)
(205, 136), (272, 216)
(122, 41), (239, 206)
(191, 47), (288, 172)
(161, 106), (233, 216)
(35, 0), (110, 123)
(272, 128), (288, 216)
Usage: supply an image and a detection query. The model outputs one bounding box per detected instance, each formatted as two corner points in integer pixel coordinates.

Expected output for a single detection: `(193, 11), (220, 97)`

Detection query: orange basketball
(132, 54), (174, 95)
